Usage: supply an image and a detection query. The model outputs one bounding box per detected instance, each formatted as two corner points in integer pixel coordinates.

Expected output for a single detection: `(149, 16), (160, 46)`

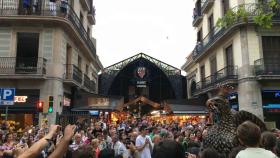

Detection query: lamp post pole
(5, 105), (8, 121)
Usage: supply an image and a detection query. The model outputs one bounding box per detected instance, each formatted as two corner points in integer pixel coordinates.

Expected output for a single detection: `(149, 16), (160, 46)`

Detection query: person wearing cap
(136, 125), (152, 158)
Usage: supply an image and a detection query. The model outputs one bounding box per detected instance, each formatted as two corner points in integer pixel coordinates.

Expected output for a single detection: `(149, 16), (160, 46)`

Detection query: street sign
(0, 88), (16, 105)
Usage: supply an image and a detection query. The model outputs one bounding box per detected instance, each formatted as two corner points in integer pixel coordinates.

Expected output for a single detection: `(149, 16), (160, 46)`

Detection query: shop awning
(164, 97), (208, 114)
(117, 96), (160, 111)
(0, 106), (36, 113)
(167, 104), (208, 114)
(71, 89), (123, 111)
(71, 98), (123, 111)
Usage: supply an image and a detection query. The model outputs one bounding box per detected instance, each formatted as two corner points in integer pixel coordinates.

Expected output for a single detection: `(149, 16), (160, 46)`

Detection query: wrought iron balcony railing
(201, 0), (214, 13)
(83, 74), (91, 90)
(254, 58), (280, 76)
(192, 3), (280, 61)
(90, 80), (96, 92)
(0, 1), (96, 58)
(64, 64), (83, 84)
(0, 57), (46, 75)
(195, 65), (238, 92)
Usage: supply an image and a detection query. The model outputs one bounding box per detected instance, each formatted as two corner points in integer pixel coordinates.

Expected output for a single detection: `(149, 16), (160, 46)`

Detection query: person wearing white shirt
(69, 133), (83, 151)
(112, 134), (127, 157)
(49, 0), (56, 16)
(136, 125), (152, 158)
(236, 121), (278, 158)
(236, 148), (277, 158)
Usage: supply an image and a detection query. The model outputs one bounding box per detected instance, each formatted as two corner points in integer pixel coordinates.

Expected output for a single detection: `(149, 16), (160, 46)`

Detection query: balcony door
(208, 14), (214, 38)
(190, 80), (197, 97)
(195, 0), (201, 16)
(78, 55), (82, 70)
(262, 36), (280, 74)
(200, 65), (205, 86)
(66, 44), (72, 79)
(225, 44), (234, 76)
(222, 0), (230, 16)
(197, 28), (202, 42)
(16, 32), (39, 73)
(210, 57), (217, 82)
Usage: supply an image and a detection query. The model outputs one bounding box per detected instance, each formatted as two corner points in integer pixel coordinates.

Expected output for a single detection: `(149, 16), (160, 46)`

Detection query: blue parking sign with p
(0, 88), (16, 105)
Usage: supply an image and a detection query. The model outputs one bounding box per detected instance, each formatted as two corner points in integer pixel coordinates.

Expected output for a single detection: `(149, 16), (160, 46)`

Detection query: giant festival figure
(203, 86), (267, 157)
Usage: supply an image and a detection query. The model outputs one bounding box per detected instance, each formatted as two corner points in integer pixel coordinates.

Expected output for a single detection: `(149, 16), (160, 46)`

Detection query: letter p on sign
(0, 88), (15, 105)
(3, 90), (12, 100)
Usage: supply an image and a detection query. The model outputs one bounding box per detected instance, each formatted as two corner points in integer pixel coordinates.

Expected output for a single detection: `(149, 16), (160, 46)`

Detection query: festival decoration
(203, 86), (267, 157)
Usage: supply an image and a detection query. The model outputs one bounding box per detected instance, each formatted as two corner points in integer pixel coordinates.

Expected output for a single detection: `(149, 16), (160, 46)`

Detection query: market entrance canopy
(117, 96), (160, 111)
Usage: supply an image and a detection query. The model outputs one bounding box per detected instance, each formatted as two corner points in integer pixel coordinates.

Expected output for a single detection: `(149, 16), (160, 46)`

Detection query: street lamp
(138, 101), (141, 117)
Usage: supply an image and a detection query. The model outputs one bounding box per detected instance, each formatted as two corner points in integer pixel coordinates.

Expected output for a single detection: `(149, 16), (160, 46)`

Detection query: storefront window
(262, 90), (280, 112)
(0, 89), (39, 128)
(262, 90), (280, 128)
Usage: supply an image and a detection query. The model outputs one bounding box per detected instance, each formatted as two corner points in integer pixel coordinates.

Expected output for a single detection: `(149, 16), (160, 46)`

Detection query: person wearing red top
(92, 139), (100, 158)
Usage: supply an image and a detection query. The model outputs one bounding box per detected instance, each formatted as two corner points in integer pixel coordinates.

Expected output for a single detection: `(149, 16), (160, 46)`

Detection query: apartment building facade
(0, 0), (103, 126)
(182, 0), (280, 127)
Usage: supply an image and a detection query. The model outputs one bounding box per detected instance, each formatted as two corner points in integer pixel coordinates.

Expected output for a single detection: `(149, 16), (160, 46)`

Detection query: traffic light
(37, 101), (44, 112)
(48, 96), (54, 113)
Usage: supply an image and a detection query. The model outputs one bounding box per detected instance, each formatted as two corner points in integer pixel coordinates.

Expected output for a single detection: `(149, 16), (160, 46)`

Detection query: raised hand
(45, 125), (61, 139)
(63, 125), (76, 141)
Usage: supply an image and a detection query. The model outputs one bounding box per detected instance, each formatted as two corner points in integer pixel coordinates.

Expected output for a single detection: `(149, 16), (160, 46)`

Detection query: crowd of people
(0, 117), (279, 158)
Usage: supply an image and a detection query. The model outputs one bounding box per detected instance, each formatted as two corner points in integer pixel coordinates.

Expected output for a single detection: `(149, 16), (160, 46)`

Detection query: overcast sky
(92, 0), (196, 70)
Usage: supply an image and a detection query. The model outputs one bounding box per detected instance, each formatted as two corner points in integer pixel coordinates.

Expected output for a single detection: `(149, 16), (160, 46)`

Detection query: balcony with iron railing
(0, 57), (47, 77)
(254, 58), (280, 79)
(193, 7), (203, 27)
(83, 74), (92, 90)
(90, 80), (96, 92)
(64, 64), (83, 85)
(201, 0), (214, 14)
(64, 65), (97, 92)
(181, 54), (194, 70)
(195, 65), (238, 94)
(191, 3), (280, 61)
(0, 1), (96, 58)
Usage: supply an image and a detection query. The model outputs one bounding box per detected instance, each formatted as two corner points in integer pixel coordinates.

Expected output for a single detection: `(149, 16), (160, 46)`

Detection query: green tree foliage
(216, 0), (280, 29)
(237, 5), (250, 22)
(216, 10), (237, 28)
